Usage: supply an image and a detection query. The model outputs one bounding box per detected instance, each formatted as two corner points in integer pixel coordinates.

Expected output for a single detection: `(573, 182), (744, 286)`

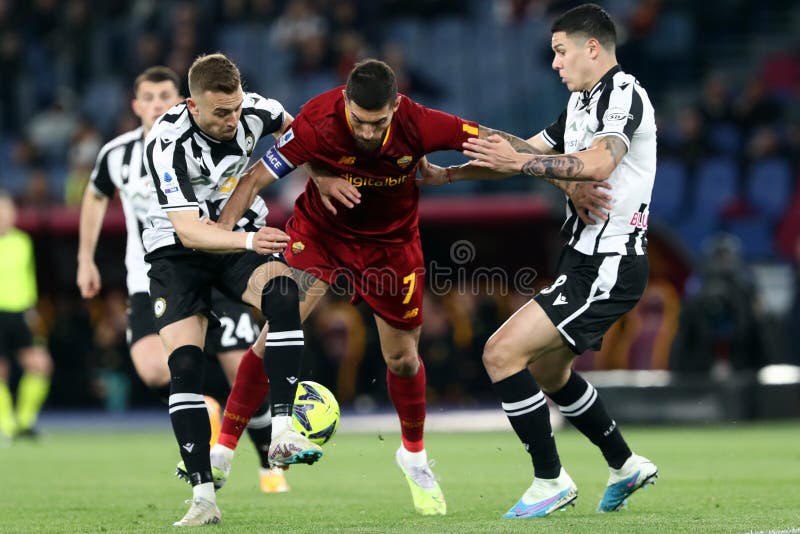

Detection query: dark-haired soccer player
(212, 58), (609, 516)
(438, 3), (659, 518)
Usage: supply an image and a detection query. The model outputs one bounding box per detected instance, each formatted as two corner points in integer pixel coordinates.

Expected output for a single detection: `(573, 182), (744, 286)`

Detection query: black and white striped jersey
(142, 92), (285, 253)
(90, 126), (152, 294)
(542, 65), (656, 256)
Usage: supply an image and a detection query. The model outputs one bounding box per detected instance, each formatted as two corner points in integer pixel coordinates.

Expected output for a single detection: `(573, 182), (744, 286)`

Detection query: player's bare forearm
(77, 186), (109, 262)
(443, 126), (544, 183)
(522, 136), (626, 181)
(479, 126), (545, 156)
(521, 155), (587, 180)
(441, 162), (504, 183)
(77, 186), (109, 297)
(464, 134), (626, 182)
(218, 162), (276, 229)
(169, 211), (288, 255)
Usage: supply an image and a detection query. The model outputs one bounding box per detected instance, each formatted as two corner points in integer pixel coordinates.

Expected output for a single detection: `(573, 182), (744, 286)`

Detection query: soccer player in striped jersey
(139, 55), (320, 526)
(77, 66), (290, 499)
(433, 3), (659, 519)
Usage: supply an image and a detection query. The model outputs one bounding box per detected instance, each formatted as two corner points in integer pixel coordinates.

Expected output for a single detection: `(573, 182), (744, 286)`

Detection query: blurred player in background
(212, 58), (608, 516)
(0, 190), (53, 442)
(437, 3), (659, 519)
(142, 54), (319, 526)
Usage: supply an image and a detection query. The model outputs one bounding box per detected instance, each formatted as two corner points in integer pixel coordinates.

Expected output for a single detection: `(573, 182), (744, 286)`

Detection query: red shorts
(285, 217), (425, 329)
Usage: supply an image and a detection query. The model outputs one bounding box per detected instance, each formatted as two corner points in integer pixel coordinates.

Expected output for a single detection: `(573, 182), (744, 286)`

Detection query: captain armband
(260, 146), (296, 179)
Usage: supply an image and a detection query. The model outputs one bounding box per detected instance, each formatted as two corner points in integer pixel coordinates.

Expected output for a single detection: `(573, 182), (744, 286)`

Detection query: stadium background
(1, 0), (799, 421)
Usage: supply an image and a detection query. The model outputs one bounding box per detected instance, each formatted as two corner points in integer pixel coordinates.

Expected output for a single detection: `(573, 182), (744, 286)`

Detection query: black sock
(547, 370), (632, 469)
(246, 401), (272, 468)
(493, 369), (561, 479)
(168, 345), (212, 485)
(260, 276), (303, 418)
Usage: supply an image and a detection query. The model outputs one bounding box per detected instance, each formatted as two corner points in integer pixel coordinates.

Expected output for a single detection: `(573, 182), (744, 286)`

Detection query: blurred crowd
(1, 0), (799, 409)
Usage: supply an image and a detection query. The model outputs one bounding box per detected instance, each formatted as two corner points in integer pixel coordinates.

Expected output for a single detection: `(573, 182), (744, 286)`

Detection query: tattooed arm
(463, 134), (628, 182)
(419, 126), (556, 186)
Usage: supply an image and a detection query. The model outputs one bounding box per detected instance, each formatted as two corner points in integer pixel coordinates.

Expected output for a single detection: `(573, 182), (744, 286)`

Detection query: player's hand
(314, 176), (361, 215)
(77, 260), (102, 298)
(571, 181), (612, 225)
(416, 156), (448, 187)
(462, 135), (523, 174)
(252, 226), (290, 255)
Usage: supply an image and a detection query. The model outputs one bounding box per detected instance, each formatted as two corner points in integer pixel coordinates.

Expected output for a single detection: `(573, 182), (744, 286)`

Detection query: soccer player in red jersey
(210, 59), (606, 515)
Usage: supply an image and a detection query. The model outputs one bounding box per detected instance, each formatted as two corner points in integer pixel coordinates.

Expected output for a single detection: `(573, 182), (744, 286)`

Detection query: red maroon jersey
(267, 87), (478, 244)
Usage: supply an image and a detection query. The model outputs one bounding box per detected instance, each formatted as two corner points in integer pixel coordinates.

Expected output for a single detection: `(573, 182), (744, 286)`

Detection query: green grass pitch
(2, 423), (799, 533)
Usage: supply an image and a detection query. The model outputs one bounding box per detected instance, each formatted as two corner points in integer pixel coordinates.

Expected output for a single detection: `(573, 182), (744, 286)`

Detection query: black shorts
(127, 291), (260, 352)
(534, 247), (649, 354)
(145, 245), (284, 332)
(0, 311), (34, 358)
(127, 292), (158, 347)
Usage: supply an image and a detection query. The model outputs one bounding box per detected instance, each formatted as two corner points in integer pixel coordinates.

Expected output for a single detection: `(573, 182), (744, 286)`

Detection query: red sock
(219, 347), (270, 450)
(387, 357), (426, 452)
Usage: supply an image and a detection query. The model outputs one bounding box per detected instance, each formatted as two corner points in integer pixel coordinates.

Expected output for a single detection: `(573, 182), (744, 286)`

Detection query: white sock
(399, 445), (428, 467)
(271, 415), (292, 438)
(193, 482), (215, 502)
(210, 443), (234, 462)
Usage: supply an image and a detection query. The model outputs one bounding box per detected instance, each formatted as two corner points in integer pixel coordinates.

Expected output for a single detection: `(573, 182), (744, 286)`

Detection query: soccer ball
(292, 381), (340, 445)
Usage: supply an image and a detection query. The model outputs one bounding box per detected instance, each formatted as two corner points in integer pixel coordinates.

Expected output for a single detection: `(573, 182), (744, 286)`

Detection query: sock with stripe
(16, 372), (50, 432)
(547, 370), (631, 469)
(494, 369), (561, 479)
(168, 345), (212, 485)
(0, 381), (16, 437)
(246, 402), (272, 468)
(219, 347), (269, 450)
(260, 276), (304, 436)
(387, 357), (426, 453)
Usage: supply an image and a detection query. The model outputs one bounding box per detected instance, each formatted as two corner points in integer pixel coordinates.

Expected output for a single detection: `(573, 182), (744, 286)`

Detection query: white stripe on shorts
(556, 255), (621, 346)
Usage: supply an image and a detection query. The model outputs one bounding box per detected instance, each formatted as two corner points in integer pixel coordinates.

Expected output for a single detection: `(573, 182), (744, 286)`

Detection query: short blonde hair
(188, 53), (241, 96)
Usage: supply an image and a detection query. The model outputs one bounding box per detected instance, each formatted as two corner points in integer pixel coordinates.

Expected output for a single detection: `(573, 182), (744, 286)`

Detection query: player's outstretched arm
(77, 186), (110, 298)
(168, 210), (288, 255)
(217, 161), (278, 230)
(445, 129), (613, 225)
(463, 134), (627, 182)
(421, 126), (555, 186)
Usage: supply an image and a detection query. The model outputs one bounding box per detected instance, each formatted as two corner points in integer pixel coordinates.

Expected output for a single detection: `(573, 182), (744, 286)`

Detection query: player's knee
(384, 349), (419, 376)
(482, 333), (519, 373)
(260, 276), (301, 328)
(19, 347), (53, 376)
(138, 366), (171, 388)
(167, 345), (205, 391)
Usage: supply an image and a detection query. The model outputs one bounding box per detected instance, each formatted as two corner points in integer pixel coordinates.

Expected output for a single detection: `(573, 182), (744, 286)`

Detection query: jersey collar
(579, 64), (621, 108)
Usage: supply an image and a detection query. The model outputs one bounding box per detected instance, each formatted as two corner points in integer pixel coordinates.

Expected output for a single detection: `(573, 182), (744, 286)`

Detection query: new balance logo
(554, 293), (568, 306)
(287, 376), (298, 385)
(182, 442), (195, 453)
